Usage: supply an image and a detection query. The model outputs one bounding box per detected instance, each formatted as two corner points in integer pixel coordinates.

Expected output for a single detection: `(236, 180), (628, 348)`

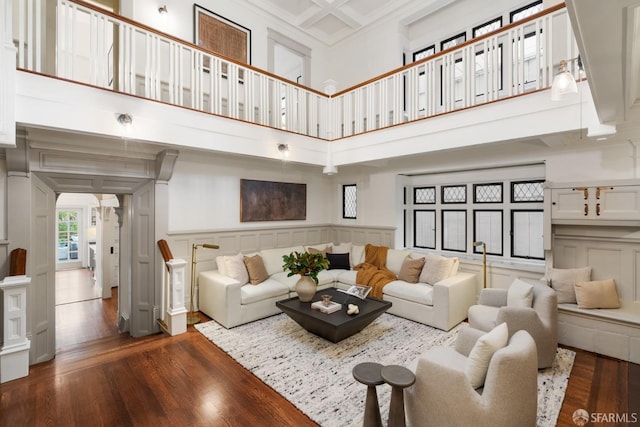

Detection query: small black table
(276, 288), (392, 343)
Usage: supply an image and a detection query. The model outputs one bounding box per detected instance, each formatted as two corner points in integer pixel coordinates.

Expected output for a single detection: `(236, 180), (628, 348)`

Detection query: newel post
(165, 259), (187, 335)
(0, 275), (31, 383)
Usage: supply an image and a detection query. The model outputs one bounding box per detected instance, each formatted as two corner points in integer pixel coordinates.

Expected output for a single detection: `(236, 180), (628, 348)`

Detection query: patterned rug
(196, 313), (574, 427)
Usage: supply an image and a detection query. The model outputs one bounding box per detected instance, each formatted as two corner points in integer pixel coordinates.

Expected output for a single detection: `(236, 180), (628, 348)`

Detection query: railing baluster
(15, 1), (577, 140)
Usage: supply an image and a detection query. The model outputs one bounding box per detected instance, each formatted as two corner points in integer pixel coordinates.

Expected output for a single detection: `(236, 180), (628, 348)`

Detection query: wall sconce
(278, 143), (290, 159)
(117, 113), (133, 138)
(473, 241), (487, 288)
(117, 113), (132, 126)
(551, 56), (582, 101)
(189, 243), (219, 325)
(158, 5), (168, 15)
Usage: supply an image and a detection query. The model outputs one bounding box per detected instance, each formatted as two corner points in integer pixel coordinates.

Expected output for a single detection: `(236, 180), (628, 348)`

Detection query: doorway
(268, 29), (311, 85)
(54, 193), (121, 351)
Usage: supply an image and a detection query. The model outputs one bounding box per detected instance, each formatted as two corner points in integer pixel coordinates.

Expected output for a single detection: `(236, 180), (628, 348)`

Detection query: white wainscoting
(552, 225), (640, 302)
(165, 224), (396, 309)
(551, 225), (640, 362)
(457, 258), (545, 296)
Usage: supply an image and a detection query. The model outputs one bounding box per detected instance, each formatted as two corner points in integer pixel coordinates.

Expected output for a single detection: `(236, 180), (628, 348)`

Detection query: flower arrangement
(282, 251), (330, 284)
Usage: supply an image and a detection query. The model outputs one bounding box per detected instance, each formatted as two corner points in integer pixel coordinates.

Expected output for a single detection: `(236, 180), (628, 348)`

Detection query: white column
(0, 275), (31, 383)
(165, 258), (187, 336)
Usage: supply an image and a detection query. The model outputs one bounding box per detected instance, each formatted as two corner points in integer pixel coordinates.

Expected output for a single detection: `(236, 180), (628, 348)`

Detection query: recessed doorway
(55, 193), (121, 351)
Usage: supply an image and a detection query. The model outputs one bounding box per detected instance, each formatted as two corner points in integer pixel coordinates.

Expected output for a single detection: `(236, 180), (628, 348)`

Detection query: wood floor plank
(0, 268), (635, 426)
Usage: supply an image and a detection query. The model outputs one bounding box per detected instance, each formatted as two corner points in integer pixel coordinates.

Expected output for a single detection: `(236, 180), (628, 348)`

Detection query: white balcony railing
(12, 1), (579, 141)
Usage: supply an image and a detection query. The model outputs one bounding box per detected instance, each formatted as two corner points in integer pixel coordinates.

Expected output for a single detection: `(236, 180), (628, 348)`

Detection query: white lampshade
(550, 71), (578, 101)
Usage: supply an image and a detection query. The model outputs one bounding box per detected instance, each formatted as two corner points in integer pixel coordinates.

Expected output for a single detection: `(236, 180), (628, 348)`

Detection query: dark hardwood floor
(1, 269), (637, 426)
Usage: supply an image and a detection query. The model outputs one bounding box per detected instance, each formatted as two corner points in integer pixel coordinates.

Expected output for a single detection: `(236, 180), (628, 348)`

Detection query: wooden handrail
(69, 0), (329, 97)
(333, 3), (566, 97)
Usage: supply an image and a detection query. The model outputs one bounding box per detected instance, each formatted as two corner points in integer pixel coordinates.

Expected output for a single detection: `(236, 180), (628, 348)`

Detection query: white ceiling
(244, 0), (454, 46)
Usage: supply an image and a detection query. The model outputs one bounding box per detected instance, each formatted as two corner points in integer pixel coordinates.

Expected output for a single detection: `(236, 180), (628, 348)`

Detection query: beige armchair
(405, 327), (538, 427)
(468, 279), (558, 368)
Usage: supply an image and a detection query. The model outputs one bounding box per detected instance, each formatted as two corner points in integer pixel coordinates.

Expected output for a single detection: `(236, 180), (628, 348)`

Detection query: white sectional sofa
(198, 243), (477, 331)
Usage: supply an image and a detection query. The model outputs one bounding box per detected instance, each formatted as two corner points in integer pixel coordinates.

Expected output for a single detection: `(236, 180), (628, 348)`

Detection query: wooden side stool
(381, 364), (416, 427)
(352, 362), (385, 427)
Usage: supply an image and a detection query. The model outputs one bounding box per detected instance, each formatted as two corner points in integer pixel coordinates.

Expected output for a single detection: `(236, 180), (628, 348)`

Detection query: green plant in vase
(282, 251), (330, 302)
(282, 251), (330, 284)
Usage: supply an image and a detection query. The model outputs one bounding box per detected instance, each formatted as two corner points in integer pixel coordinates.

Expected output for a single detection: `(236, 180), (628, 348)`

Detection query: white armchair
(468, 279), (558, 368)
(405, 327), (538, 427)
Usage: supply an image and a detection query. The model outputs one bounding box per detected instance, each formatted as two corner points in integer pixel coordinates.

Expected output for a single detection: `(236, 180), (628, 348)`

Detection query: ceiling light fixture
(117, 113), (133, 140)
(323, 142), (337, 175)
(158, 5), (168, 15)
(550, 56), (581, 101)
(277, 143), (290, 158)
(117, 113), (132, 127)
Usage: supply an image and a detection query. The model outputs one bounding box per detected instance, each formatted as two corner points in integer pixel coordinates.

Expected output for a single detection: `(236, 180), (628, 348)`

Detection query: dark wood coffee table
(276, 288), (392, 343)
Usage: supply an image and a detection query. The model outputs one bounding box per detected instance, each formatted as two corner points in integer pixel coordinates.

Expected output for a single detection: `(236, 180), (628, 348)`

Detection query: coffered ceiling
(244, 0), (455, 45)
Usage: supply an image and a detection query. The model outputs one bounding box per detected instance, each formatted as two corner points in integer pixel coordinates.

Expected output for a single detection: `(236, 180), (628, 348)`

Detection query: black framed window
(413, 45), (436, 62)
(474, 44), (504, 96)
(442, 185), (466, 203)
(440, 57), (465, 105)
(511, 210), (544, 259)
(442, 210), (466, 252)
(414, 186), (436, 204)
(403, 208), (407, 248)
(473, 210), (503, 256)
(511, 180), (544, 202)
(342, 184), (357, 219)
(441, 32), (466, 51)
(414, 210), (436, 249)
(474, 183), (503, 203)
(510, 0), (543, 23)
(472, 17), (502, 38)
(510, 1), (544, 88)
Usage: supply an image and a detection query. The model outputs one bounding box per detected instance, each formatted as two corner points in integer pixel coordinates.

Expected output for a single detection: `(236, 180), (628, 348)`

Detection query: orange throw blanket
(353, 244), (397, 299)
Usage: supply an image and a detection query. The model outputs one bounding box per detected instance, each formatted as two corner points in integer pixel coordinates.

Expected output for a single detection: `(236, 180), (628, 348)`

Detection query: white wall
(407, 0), (528, 54)
(168, 151), (333, 232)
(332, 139), (639, 248)
(327, 20), (405, 91)
(127, 0), (329, 90)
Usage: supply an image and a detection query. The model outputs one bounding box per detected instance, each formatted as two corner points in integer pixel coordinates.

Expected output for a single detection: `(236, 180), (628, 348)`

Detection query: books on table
(337, 284), (372, 300)
(311, 300), (342, 314)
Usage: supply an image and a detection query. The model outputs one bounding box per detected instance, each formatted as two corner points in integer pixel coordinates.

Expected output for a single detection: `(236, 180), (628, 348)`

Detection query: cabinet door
(596, 186), (640, 220)
(551, 187), (590, 219)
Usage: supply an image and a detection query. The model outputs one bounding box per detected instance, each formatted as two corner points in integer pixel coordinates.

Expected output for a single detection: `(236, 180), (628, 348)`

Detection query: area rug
(196, 314), (574, 427)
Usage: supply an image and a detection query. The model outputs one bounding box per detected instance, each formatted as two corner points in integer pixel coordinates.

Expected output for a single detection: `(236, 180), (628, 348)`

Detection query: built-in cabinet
(548, 181), (640, 224)
(545, 180), (640, 363)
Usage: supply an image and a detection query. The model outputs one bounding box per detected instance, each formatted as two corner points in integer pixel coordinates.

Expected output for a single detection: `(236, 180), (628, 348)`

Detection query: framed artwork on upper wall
(194, 4), (251, 65)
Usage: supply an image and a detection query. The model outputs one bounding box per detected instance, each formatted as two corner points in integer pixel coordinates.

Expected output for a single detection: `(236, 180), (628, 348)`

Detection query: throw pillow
(326, 252), (351, 270)
(506, 278), (534, 308)
(307, 246), (328, 257)
(574, 279), (621, 309)
(329, 242), (352, 254)
(398, 255), (426, 284)
(419, 253), (457, 285)
(465, 322), (509, 389)
(545, 266), (591, 304)
(215, 256), (227, 276)
(224, 253), (249, 285)
(243, 254), (269, 285)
